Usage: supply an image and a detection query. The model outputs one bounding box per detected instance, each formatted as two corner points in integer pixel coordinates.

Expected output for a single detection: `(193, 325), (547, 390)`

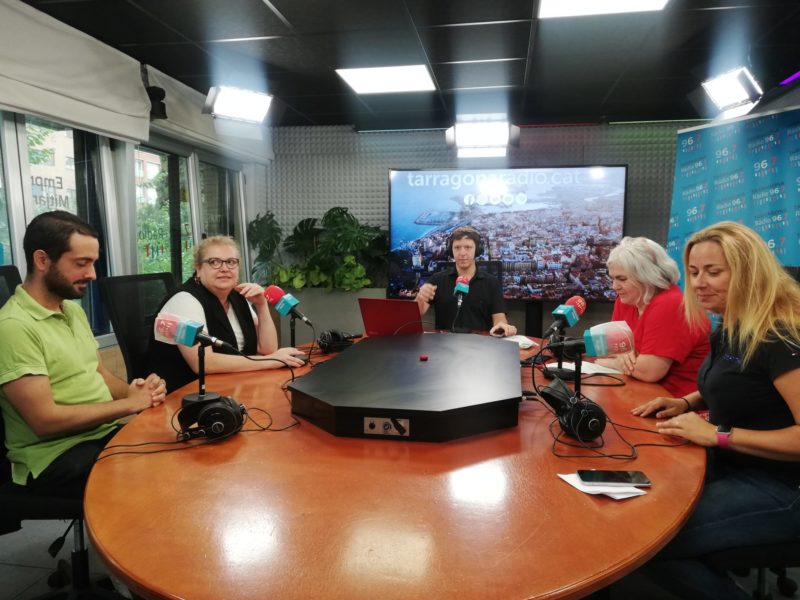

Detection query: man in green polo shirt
(0, 210), (166, 499)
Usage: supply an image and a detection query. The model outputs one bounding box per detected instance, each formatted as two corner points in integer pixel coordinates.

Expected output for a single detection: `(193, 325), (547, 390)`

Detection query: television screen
(388, 166), (627, 302)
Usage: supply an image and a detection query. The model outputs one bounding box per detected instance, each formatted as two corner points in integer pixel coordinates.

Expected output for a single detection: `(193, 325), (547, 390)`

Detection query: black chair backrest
(0, 266), (22, 484)
(0, 265), (22, 310)
(100, 272), (176, 382)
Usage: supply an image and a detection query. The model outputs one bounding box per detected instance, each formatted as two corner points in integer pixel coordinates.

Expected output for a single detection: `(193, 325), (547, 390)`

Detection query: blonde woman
(629, 222), (800, 599)
(150, 236), (305, 392)
(596, 236), (710, 397)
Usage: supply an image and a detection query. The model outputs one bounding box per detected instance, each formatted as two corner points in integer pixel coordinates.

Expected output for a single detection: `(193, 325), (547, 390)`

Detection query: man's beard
(44, 264), (86, 300)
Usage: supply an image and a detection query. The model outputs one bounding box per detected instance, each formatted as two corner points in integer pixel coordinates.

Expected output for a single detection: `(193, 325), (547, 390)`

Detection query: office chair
(99, 272), (176, 382)
(708, 542), (800, 600)
(0, 264), (23, 307)
(0, 413), (123, 599)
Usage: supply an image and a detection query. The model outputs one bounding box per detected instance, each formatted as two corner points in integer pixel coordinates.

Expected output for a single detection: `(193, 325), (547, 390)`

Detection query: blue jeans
(636, 457), (800, 599)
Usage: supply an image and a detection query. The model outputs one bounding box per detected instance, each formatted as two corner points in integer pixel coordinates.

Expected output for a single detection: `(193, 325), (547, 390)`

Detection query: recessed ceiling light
(203, 86), (272, 124)
(336, 65), (435, 94)
(539, 0), (670, 19)
(455, 121), (511, 148)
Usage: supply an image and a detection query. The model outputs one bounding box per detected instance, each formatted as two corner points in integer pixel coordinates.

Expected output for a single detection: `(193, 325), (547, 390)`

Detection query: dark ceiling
(22, 0), (800, 130)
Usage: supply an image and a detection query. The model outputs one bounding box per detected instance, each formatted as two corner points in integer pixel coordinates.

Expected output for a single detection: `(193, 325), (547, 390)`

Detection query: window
(134, 146), (193, 281)
(199, 161), (242, 239)
(26, 119), (75, 214)
(0, 120), (9, 265)
(23, 116), (111, 334)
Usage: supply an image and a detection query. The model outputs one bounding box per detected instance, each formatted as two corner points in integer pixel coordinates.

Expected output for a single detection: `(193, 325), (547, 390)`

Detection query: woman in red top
(595, 236), (710, 397)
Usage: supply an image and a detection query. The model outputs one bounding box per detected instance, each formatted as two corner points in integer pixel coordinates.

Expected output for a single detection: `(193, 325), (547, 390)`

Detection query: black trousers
(25, 426), (122, 500)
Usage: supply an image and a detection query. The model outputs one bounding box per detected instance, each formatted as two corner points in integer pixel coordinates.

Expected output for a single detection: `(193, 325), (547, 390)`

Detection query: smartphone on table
(577, 469), (652, 487)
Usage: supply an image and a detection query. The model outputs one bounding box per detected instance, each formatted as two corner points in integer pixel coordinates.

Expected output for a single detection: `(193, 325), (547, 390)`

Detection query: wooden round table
(85, 343), (704, 599)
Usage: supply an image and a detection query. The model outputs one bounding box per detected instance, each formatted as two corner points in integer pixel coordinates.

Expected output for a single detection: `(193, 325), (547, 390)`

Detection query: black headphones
(176, 396), (245, 442)
(446, 226), (485, 258)
(318, 329), (356, 354)
(539, 378), (607, 442)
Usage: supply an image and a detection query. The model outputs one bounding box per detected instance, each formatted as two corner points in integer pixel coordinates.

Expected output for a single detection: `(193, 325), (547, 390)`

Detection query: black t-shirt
(699, 327), (800, 485)
(425, 267), (506, 332)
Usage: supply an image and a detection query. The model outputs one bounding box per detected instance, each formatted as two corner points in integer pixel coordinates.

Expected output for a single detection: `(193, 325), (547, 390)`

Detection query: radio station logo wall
(668, 105), (800, 268)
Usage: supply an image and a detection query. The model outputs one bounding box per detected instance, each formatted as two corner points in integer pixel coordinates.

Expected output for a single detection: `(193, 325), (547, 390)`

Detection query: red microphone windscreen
(566, 296), (587, 315)
(456, 276), (470, 285)
(264, 285), (285, 305)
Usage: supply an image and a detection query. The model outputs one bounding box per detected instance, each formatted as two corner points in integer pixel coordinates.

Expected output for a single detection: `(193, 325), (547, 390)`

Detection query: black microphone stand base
(542, 367), (576, 381)
(182, 391), (221, 406)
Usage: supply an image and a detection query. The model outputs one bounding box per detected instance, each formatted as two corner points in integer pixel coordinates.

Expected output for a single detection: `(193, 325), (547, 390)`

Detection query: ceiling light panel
(539, 0), (670, 19)
(336, 65), (435, 94)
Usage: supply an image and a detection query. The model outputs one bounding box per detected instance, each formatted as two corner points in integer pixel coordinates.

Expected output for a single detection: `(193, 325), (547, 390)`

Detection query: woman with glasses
(595, 236), (710, 397)
(150, 236), (306, 393)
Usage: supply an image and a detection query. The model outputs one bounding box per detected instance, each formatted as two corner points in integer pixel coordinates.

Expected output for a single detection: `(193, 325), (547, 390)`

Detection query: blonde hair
(607, 236), (680, 305)
(193, 235), (240, 267)
(683, 221), (800, 365)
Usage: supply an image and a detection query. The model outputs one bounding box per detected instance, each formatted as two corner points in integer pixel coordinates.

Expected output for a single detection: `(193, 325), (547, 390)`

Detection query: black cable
(579, 373), (626, 387)
(533, 395), (693, 459)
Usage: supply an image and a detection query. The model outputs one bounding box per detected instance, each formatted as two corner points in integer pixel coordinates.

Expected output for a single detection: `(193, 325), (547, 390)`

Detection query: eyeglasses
(201, 257), (240, 269)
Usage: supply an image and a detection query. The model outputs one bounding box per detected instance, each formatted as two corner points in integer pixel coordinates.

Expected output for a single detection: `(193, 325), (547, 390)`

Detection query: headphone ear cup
(196, 398), (244, 439)
(177, 401), (202, 432)
(178, 397), (244, 441)
(561, 399), (607, 441)
(318, 330), (332, 353)
(318, 330), (353, 353)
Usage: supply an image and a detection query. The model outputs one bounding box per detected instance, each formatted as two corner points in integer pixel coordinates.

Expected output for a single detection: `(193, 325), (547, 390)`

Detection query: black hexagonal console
(289, 333), (522, 442)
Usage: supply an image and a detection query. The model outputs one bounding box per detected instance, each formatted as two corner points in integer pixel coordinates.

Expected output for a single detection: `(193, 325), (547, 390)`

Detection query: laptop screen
(358, 298), (424, 337)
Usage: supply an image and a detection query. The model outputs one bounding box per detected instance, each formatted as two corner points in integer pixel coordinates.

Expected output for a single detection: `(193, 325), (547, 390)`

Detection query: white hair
(607, 236), (680, 305)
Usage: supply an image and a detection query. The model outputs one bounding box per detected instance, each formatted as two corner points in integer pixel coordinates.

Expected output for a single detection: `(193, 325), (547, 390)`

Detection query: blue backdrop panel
(667, 106), (800, 268)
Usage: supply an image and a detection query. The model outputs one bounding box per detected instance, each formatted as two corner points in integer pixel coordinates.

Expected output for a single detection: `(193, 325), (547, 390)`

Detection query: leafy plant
(248, 207), (388, 292)
(247, 211), (284, 283)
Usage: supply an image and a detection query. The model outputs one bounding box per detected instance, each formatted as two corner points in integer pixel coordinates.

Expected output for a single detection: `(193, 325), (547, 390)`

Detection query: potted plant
(248, 207), (389, 345)
(248, 206), (388, 292)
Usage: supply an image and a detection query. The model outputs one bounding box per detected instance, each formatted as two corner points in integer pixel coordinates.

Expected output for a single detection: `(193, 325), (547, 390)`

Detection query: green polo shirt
(0, 286), (117, 485)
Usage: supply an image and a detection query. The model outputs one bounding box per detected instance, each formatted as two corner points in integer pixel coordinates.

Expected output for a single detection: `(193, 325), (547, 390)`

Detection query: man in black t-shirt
(414, 226), (516, 335)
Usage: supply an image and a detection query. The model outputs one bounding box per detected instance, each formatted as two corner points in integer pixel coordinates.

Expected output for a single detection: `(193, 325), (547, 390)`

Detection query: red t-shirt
(611, 284), (710, 397)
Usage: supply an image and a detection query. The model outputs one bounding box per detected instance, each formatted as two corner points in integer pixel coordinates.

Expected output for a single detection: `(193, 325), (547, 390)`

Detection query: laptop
(358, 297), (424, 337)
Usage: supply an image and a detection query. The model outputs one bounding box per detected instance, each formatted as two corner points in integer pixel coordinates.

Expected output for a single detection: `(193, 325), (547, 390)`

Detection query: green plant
(247, 207), (388, 292)
(247, 211), (284, 283)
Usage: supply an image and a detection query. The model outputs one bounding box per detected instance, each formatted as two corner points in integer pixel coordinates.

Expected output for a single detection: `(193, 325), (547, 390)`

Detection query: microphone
(265, 285), (313, 326)
(541, 296), (587, 339)
(154, 313), (227, 404)
(154, 313), (237, 352)
(453, 275), (470, 307)
(548, 321), (634, 358)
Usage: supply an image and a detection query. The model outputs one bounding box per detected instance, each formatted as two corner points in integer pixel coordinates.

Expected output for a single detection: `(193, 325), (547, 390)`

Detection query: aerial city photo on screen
(388, 166), (627, 302)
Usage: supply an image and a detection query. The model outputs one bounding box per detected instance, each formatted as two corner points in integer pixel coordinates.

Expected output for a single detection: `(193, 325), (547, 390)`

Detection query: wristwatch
(716, 424), (733, 449)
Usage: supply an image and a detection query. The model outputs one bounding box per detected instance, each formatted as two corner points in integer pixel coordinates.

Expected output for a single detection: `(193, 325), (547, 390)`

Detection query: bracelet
(680, 397), (691, 412)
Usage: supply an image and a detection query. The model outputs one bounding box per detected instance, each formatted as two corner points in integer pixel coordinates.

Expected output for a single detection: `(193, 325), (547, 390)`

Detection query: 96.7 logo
(766, 237), (787, 256)
(681, 133), (702, 153)
(685, 204), (705, 223)
(753, 156), (778, 178)
(714, 144), (736, 164)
